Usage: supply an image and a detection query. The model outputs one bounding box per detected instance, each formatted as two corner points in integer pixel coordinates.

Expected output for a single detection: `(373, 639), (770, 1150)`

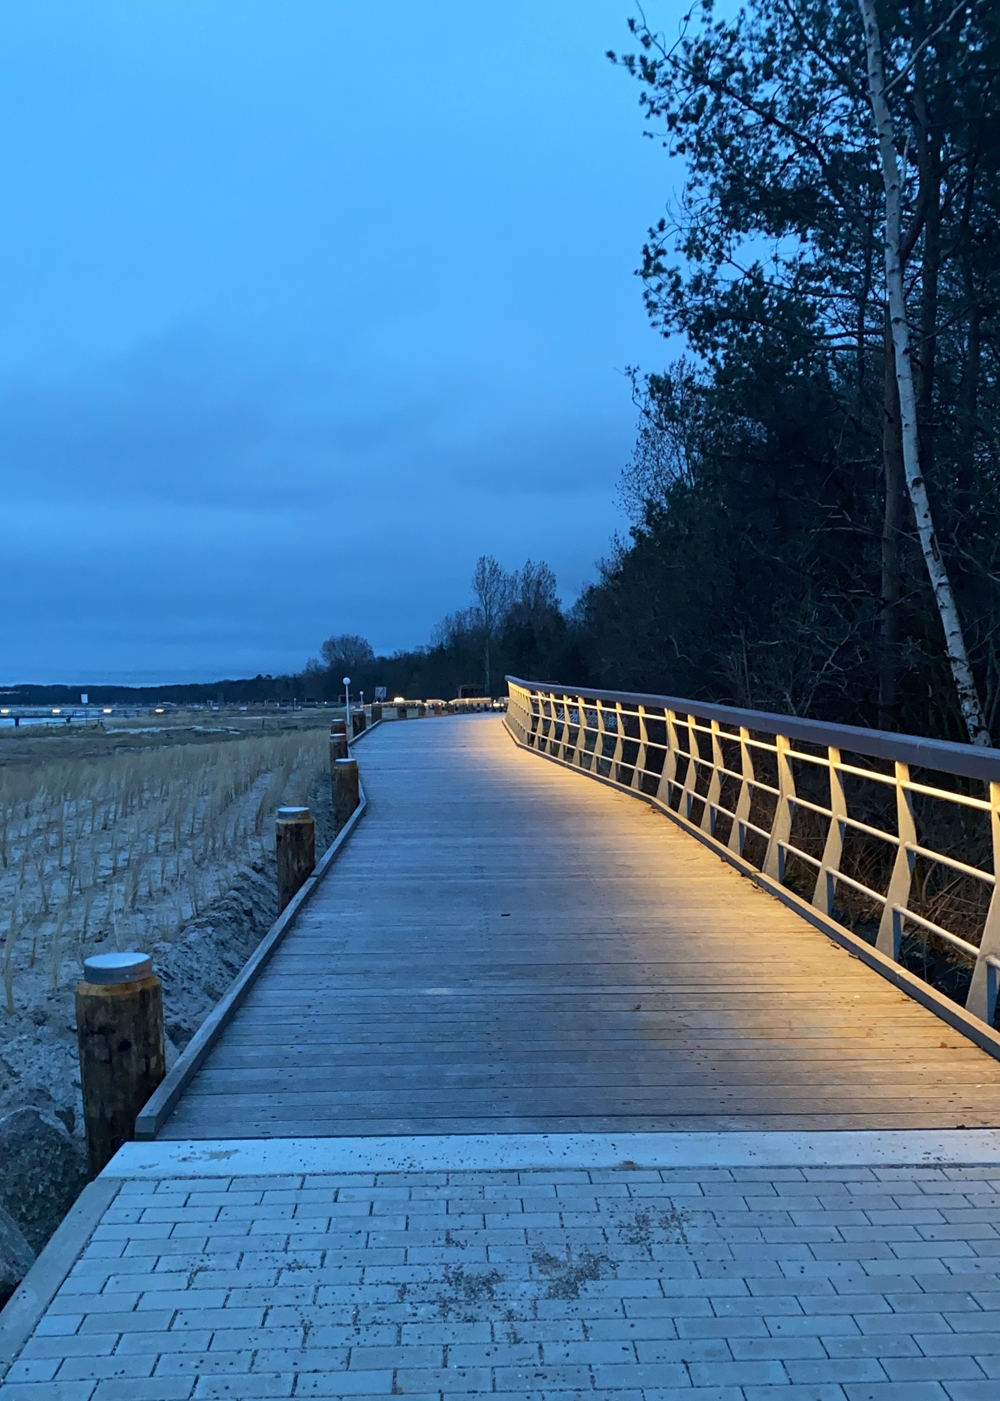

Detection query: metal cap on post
(76, 950), (165, 1176)
(333, 757), (360, 830)
(83, 951), (153, 984)
(276, 806), (315, 911)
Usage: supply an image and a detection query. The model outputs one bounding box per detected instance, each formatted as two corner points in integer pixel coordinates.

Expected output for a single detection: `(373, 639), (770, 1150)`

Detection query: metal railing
(505, 676), (1000, 1028)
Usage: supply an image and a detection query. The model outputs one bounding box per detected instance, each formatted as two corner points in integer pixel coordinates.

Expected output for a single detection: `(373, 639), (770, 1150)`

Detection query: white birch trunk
(858, 0), (990, 746)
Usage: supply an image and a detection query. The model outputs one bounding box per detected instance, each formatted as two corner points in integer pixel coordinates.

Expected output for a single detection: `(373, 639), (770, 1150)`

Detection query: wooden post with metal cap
(276, 805), (315, 911)
(76, 951), (165, 1176)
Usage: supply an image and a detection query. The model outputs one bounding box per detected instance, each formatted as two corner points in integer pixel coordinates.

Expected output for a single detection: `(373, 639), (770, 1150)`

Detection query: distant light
(155, 708), (165, 714)
(392, 696), (405, 703)
(52, 708), (61, 715)
(103, 708), (113, 714)
(0, 709), (8, 715)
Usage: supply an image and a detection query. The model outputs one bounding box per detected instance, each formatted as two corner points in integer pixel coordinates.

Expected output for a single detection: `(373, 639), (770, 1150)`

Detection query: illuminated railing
(505, 676), (1000, 1028)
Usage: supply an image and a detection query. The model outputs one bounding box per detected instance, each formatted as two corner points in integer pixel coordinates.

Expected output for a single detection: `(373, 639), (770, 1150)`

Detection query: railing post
(680, 715), (700, 821)
(506, 684), (527, 740)
(813, 747), (846, 916)
(594, 699), (608, 775)
(702, 720), (723, 835)
(967, 780), (1000, 1023)
(612, 701), (626, 779)
(565, 692), (579, 767)
(728, 726), (754, 857)
(555, 694), (568, 754)
(632, 705), (649, 793)
(763, 734), (794, 882)
(876, 762), (916, 959)
(658, 709), (680, 805)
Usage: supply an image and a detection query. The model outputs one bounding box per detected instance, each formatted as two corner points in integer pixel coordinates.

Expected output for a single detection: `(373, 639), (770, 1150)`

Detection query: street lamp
(343, 676), (351, 739)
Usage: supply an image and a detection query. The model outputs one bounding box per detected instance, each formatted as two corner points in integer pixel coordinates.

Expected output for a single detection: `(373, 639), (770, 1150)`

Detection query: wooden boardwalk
(160, 714), (1000, 1138)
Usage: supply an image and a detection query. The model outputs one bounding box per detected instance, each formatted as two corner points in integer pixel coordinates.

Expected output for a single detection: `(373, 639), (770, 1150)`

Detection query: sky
(0, 1), (678, 684)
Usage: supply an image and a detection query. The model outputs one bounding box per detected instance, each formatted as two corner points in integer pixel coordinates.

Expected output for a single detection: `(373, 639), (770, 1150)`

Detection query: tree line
(303, 557), (584, 704)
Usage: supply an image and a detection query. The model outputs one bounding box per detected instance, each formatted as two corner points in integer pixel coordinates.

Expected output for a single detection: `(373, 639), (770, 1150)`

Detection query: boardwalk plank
(159, 714), (1000, 1138)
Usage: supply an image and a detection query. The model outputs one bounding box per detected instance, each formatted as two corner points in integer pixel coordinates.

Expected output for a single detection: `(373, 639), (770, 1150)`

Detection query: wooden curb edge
(134, 719), (381, 1139)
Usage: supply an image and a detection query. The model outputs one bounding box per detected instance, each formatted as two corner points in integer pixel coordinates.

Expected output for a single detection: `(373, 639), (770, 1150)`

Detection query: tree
(502, 561), (565, 681)
(472, 556), (514, 695)
(319, 634), (375, 675)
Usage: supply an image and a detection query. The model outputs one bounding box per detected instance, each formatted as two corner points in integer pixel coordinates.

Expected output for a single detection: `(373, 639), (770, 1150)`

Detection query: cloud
(0, 332), (632, 682)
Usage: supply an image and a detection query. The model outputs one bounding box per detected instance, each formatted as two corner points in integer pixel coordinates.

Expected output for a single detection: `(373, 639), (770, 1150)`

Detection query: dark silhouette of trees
(591, 0), (1000, 740)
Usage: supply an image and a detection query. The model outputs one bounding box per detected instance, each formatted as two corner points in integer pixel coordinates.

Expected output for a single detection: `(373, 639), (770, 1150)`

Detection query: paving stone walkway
(2, 1155), (999, 1400)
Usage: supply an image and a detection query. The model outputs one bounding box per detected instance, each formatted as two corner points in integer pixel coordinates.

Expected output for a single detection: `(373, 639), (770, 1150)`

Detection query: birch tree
(858, 0), (989, 745)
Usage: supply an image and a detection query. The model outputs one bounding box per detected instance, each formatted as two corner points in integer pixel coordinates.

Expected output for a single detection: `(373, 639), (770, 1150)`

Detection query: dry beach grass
(0, 713), (334, 1133)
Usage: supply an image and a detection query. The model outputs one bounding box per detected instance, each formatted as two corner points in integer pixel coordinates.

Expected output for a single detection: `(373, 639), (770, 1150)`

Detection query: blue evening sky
(0, 1), (679, 684)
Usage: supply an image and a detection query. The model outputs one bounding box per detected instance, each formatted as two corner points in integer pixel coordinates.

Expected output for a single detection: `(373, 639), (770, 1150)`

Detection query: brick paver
(2, 1164), (999, 1399)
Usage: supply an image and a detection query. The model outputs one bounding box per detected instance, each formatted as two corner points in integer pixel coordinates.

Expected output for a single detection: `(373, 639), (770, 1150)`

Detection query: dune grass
(0, 729), (327, 1013)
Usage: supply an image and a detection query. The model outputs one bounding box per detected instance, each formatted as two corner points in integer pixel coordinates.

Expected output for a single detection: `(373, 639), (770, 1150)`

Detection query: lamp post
(343, 676), (351, 741)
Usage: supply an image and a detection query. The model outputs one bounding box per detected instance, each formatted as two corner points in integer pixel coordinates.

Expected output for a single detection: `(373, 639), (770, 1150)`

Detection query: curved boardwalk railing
(506, 676), (1000, 1029)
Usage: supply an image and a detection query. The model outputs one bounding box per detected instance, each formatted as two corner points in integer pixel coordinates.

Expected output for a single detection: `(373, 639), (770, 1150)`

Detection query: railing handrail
(505, 675), (1000, 784)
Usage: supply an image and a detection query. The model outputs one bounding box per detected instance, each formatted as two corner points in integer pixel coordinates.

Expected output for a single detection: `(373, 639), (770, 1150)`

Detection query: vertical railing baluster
(681, 714), (700, 821)
(876, 762), (916, 959)
(633, 705), (649, 793)
(813, 747), (845, 915)
(613, 701), (625, 779)
(763, 734), (794, 882)
(728, 727), (754, 857)
(657, 710), (679, 806)
(702, 720), (723, 835)
(967, 780), (1000, 1024)
(574, 695), (588, 767)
